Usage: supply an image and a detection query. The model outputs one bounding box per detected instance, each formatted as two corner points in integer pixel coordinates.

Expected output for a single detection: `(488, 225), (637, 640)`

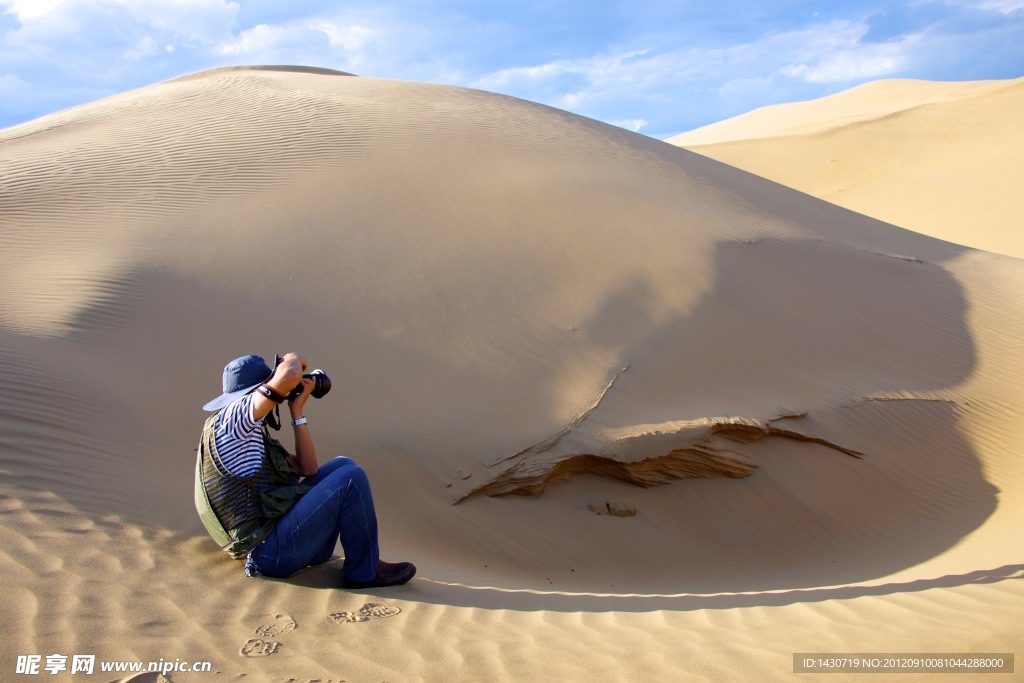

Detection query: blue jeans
(245, 456), (380, 582)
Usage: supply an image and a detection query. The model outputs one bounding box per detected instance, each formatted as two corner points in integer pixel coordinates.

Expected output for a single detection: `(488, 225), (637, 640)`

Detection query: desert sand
(669, 77), (1024, 259)
(1, 66), (1022, 681)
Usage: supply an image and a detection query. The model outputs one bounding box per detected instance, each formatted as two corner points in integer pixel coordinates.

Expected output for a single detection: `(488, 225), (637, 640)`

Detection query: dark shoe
(342, 560), (416, 589)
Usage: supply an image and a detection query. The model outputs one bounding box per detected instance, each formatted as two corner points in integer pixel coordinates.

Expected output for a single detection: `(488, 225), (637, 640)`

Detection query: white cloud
(313, 21), (376, 51)
(455, 16), (949, 138)
(123, 35), (160, 61)
(610, 118), (649, 132)
(0, 0), (65, 21)
(780, 51), (903, 82)
(1, 0), (239, 45)
(469, 21), (905, 116)
(214, 18), (378, 69)
(778, 23), (916, 83)
(976, 0), (1024, 12)
(475, 61), (567, 88)
(472, 49), (653, 92)
(122, 0), (240, 43)
(1, 0), (240, 58)
(216, 23), (288, 56)
(472, 19), (914, 102)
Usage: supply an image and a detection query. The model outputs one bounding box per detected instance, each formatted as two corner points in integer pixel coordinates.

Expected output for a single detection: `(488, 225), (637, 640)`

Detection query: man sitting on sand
(194, 352), (415, 588)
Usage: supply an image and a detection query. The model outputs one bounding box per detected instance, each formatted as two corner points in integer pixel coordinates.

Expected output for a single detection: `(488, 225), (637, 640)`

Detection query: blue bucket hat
(203, 354), (274, 411)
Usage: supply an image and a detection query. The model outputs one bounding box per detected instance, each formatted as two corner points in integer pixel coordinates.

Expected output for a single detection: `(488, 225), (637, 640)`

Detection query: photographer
(194, 353), (415, 589)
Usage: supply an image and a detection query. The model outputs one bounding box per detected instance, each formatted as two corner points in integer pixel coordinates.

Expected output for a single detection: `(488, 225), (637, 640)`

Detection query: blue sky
(1, 0), (1022, 138)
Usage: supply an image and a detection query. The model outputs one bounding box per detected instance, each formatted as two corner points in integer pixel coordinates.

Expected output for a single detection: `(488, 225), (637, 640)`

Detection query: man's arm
(286, 377), (318, 477)
(249, 352), (319, 477)
(250, 352), (306, 422)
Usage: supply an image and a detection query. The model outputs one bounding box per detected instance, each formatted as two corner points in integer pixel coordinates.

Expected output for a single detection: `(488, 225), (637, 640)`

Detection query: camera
(274, 354), (332, 401)
(289, 369), (331, 400)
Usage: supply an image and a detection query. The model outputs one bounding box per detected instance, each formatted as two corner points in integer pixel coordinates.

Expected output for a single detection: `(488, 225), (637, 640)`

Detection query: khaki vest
(194, 412), (312, 559)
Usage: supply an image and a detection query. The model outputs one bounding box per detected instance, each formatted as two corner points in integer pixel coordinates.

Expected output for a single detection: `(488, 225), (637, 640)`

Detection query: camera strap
(256, 384), (285, 431)
(265, 354), (286, 430)
(256, 383), (287, 404)
(266, 405), (282, 431)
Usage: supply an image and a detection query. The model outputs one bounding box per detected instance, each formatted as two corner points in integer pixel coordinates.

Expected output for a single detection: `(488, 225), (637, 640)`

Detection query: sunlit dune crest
(669, 77), (1024, 258)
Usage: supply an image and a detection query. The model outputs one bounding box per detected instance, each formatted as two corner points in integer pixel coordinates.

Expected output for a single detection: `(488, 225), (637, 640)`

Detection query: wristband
(292, 417), (308, 426)
(256, 383), (287, 404)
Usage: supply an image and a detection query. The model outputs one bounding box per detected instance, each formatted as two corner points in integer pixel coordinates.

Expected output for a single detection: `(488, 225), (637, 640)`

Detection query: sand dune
(669, 77), (1024, 258)
(2, 66), (1022, 680)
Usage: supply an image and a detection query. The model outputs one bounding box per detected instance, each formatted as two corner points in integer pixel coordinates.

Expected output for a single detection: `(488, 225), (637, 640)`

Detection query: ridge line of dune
(163, 65), (358, 84)
(485, 362), (632, 468)
(458, 411), (863, 501)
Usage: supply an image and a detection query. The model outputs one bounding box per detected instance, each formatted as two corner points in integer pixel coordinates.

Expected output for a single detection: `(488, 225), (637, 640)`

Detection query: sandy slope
(669, 77), (1024, 258)
(1, 67), (1022, 681)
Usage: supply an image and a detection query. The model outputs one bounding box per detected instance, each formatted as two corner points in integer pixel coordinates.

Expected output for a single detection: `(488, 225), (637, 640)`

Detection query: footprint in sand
(255, 613), (297, 638)
(239, 638), (280, 657)
(328, 602), (402, 623)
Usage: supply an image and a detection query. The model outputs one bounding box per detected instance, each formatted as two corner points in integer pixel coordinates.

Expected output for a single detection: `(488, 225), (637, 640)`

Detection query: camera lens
(308, 369), (331, 398)
(285, 369), (332, 400)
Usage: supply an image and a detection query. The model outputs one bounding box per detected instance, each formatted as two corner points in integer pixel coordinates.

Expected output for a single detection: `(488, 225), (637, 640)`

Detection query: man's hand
(288, 375), (315, 413)
(250, 352), (308, 423)
(276, 353), (307, 383)
(287, 375), (318, 477)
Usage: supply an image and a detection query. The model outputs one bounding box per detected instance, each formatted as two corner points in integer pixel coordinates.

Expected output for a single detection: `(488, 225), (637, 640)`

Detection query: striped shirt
(213, 393), (265, 477)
